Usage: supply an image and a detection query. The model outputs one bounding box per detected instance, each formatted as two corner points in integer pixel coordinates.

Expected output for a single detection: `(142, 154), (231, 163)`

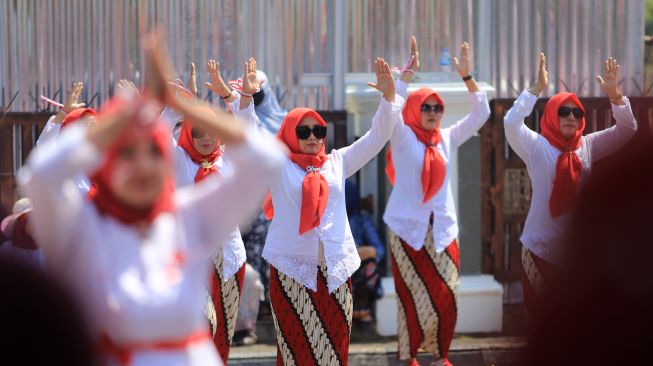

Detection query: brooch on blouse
(306, 166), (321, 173)
(201, 160), (213, 169)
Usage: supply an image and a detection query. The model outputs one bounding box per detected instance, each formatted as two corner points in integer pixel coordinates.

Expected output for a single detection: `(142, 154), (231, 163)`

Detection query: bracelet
(402, 69), (415, 74)
(221, 91), (233, 100)
(240, 91), (254, 98)
(609, 93), (623, 103)
(462, 75), (473, 81)
(527, 87), (541, 97)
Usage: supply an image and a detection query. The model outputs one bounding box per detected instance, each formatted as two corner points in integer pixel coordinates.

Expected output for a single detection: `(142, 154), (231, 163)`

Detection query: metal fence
(0, 111), (347, 217)
(0, 0), (647, 114)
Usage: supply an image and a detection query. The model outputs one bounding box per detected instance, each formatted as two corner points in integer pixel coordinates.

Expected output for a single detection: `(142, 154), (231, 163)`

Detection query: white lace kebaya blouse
(19, 124), (285, 366)
(504, 90), (638, 264)
(239, 96), (404, 293)
(383, 80), (491, 253)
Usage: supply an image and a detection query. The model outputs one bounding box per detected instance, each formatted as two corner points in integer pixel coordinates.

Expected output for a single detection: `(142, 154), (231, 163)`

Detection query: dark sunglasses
(296, 125), (327, 140)
(191, 128), (208, 139)
(558, 106), (584, 119)
(420, 103), (444, 113)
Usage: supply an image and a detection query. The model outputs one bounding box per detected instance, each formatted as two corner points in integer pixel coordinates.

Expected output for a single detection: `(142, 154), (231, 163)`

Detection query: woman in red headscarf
(384, 41), (491, 366)
(503, 54), (637, 317)
(37, 82), (98, 194)
(170, 58), (262, 363)
(18, 33), (285, 366)
(257, 58), (402, 366)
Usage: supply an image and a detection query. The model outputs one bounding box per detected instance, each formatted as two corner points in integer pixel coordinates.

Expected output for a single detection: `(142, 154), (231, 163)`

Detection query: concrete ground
(229, 336), (527, 366)
(228, 304), (528, 366)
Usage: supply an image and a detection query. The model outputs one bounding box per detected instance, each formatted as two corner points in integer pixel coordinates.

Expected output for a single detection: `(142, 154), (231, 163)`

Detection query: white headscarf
(254, 70), (287, 134)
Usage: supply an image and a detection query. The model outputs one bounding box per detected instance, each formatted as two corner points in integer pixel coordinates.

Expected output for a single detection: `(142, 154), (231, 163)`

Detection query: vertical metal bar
(13, 124), (22, 176)
(333, 0), (345, 110)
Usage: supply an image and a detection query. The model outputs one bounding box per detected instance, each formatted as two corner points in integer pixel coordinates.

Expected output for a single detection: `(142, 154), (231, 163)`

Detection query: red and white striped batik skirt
(520, 245), (556, 316)
(390, 223), (460, 362)
(269, 259), (353, 366)
(205, 252), (246, 364)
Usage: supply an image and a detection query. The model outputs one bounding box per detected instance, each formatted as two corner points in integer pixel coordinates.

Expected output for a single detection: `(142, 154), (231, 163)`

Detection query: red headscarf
(176, 106), (223, 183)
(263, 108), (329, 235)
(87, 97), (175, 225)
(61, 108), (98, 130)
(540, 92), (586, 217)
(386, 88), (447, 203)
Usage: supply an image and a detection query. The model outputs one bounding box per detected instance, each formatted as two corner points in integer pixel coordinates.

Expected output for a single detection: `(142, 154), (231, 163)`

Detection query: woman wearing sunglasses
(258, 58), (403, 366)
(384, 41), (491, 366)
(171, 58), (262, 363)
(503, 53), (637, 317)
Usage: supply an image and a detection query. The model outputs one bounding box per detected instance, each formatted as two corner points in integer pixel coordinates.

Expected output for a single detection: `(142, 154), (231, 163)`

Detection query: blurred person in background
(345, 179), (384, 324)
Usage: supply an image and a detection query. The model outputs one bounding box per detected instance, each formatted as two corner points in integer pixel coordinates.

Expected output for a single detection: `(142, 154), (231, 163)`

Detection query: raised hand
(409, 35), (420, 72)
(53, 82), (86, 123)
(595, 57), (624, 104)
(529, 53), (549, 96)
(204, 59), (231, 98)
(452, 42), (471, 77)
(63, 82), (86, 113)
(400, 36), (420, 83)
(368, 57), (396, 103)
(142, 29), (244, 145)
(239, 57), (264, 110)
(242, 57), (263, 95)
(188, 63), (198, 95)
(142, 30), (180, 109)
(116, 79), (140, 97)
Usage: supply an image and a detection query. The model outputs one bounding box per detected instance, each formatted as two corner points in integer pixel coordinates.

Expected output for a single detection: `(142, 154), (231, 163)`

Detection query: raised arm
(187, 62), (198, 96)
(229, 58), (265, 131)
(586, 58), (637, 161)
(339, 58), (403, 177)
(396, 36), (420, 98)
(50, 82), (86, 125)
(19, 92), (142, 264)
(238, 58), (264, 111)
(119, 78), (181, 149)
(144, 32), (246, 146)
(205, 59), (238, 104)
(400, 36), (419, 84)
(38, 82), (93, 145)
(181, 127), (286, 253)
(447, 42), (491, 147)
(503, 53), (548, 161)
(36, 116), (62, 146)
